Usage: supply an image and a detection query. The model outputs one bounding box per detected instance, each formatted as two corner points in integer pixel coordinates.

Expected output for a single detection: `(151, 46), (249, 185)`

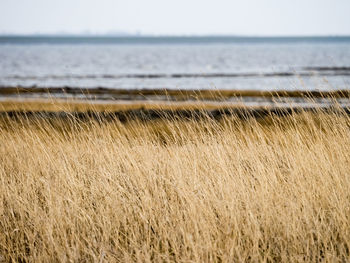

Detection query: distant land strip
(1, 36), (350, 45)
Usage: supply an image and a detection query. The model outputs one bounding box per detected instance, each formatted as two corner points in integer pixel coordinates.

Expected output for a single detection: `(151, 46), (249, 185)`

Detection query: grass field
(1, 108), (350, 262)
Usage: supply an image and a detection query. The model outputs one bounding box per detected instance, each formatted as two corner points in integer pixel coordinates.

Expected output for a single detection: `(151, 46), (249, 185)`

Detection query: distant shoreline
(1, 35), (350, 45)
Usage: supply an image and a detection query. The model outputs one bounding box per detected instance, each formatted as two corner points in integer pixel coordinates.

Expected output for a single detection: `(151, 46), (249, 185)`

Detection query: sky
(0, 0), (350, 36)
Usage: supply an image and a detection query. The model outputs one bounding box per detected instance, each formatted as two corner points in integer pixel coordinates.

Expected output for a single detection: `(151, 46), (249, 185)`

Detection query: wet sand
(1, 86), (350, 99)
(1, 86), (350, 121)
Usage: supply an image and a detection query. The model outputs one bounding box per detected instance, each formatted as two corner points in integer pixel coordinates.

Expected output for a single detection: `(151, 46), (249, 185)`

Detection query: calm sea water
(1, 36), (350, 91)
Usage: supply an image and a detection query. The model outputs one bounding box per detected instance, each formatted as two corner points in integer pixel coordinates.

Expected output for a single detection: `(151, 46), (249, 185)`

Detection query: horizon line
(1, 34), (350, 38)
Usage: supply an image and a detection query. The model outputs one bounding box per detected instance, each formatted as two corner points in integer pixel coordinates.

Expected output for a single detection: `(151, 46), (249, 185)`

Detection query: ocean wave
(4, 68), (350, 81)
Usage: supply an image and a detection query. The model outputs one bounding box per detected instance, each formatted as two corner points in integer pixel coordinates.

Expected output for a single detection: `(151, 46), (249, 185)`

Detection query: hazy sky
(1, 0), (350, 36)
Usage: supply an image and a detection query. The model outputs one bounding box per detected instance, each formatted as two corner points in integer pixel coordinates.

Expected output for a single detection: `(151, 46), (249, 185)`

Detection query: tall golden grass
(1, 110), (350, 262)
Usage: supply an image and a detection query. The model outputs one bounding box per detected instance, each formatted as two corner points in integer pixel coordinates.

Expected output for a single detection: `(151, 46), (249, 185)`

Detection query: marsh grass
(1, 109), (350, 262)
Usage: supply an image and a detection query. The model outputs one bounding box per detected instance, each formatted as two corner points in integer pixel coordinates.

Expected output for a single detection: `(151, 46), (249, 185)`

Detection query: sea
(0, 36), (350, 91)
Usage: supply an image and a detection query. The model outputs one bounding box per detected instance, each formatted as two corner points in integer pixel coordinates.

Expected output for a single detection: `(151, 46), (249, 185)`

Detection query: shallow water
(0, 37), (350, 91)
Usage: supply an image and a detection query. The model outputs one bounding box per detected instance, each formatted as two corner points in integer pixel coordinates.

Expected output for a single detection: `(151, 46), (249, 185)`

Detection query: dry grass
(1, 109), (350, 262)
